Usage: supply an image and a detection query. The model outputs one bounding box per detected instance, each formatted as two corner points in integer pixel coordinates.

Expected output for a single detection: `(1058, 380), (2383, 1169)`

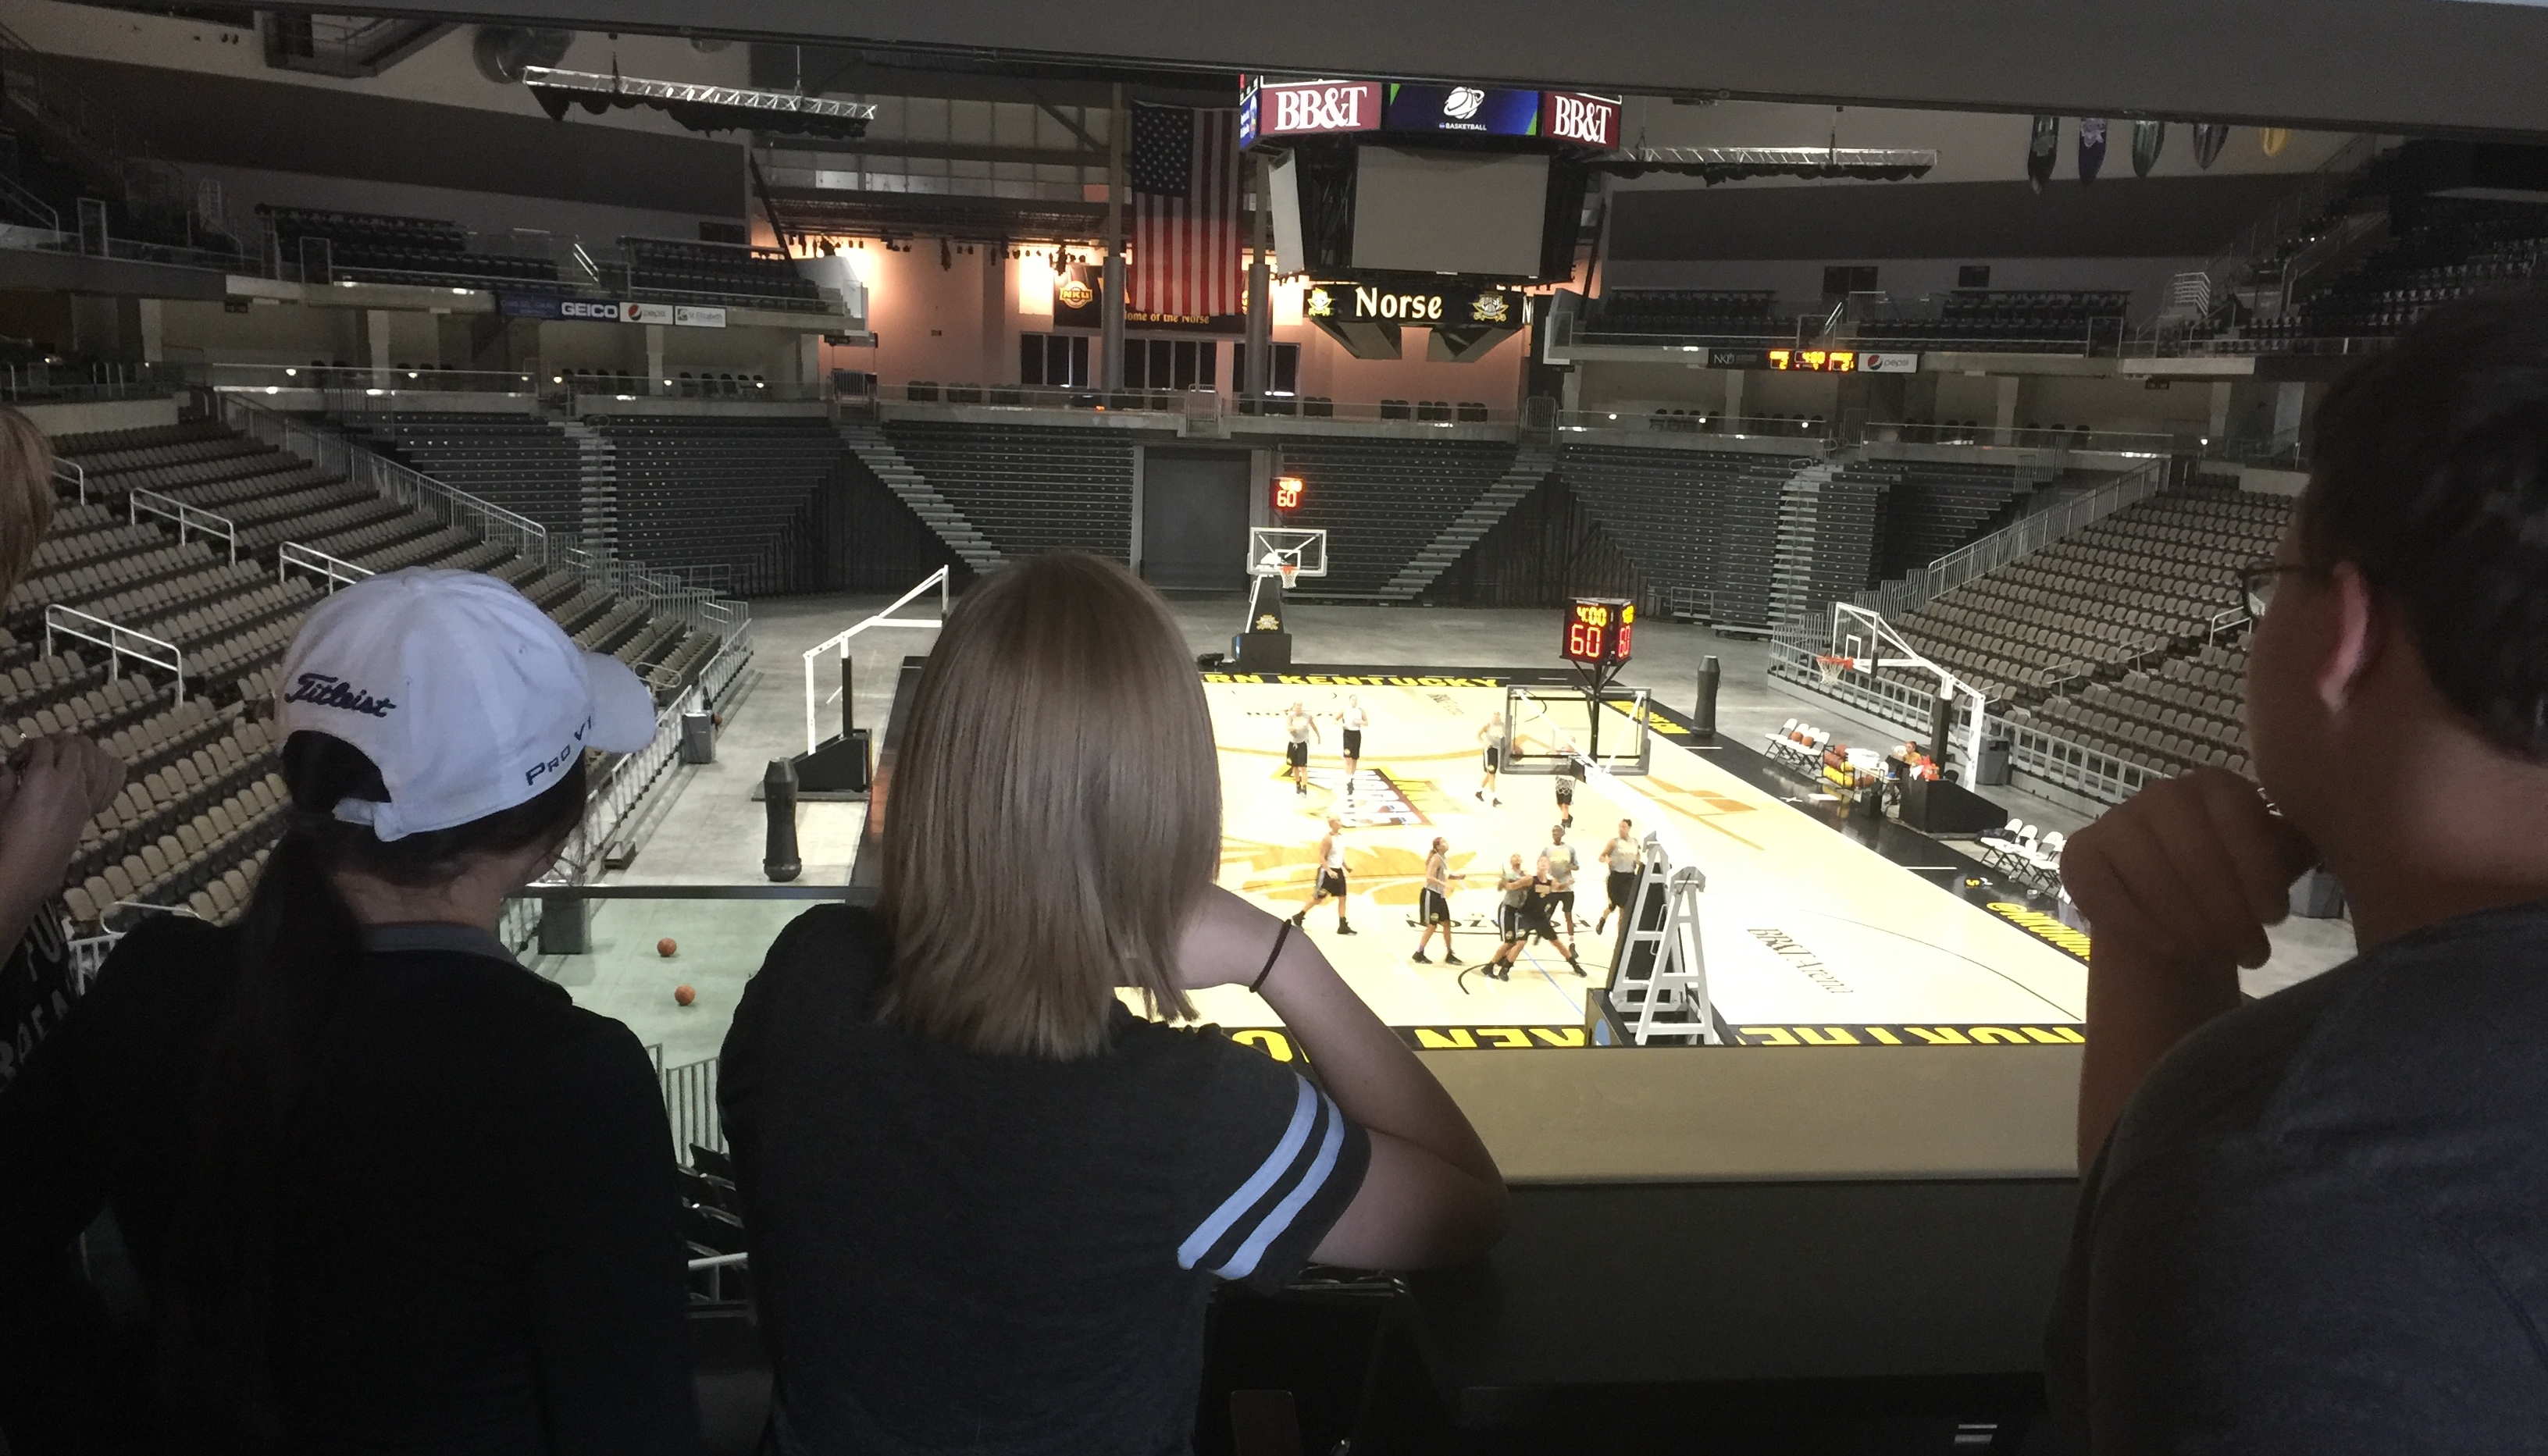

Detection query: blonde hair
(876, 553), (1219, 1059)
(0, 408), (55, 599)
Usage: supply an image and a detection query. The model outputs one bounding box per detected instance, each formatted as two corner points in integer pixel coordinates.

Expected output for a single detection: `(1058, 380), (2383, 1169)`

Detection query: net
(1816, 654), (1854, 685)
(1278, 561), (1299, 588)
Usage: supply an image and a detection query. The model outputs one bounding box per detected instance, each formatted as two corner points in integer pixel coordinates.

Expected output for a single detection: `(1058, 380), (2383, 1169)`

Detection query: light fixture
(283, 368), (298, 377)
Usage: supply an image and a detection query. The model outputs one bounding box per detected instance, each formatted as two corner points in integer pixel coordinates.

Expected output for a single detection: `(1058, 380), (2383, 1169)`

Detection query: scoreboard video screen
(1563, 597), (1634, 666)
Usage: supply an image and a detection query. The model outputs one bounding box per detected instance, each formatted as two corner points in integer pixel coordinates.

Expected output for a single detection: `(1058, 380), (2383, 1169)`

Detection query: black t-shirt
(720, 904), (1371, 1456)
(0, 915), (702, 1454)
(2045, 899), (2548, 1452)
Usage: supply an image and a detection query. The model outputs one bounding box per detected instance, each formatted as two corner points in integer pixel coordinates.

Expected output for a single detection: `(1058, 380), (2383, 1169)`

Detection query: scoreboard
(1271, 475), (1304, 512)
(1563, 597), (1634, 667)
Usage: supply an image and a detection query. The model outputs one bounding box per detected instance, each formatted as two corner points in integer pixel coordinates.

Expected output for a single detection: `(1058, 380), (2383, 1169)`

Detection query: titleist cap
(273, 568), (656, 841)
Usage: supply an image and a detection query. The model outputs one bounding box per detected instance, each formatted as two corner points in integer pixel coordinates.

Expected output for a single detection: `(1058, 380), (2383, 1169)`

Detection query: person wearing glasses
(2044, 296), (2548, 1450)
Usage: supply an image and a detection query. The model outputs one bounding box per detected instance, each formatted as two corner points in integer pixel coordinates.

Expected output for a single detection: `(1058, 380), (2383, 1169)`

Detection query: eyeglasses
(2235, 560), (2317, 621)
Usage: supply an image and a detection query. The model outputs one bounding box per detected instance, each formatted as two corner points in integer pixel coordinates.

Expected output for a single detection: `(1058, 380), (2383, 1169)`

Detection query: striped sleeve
(1179, 1056), (1370, 1294)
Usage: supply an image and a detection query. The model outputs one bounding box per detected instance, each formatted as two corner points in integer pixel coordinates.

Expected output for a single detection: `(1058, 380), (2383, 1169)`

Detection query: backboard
(1501, 684), (1653, 776)
(1247, 526), (1327, 578)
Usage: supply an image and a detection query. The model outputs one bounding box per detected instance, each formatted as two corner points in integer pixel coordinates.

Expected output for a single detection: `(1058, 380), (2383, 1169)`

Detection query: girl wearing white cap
(0, 568), (699, 1450)
(721, 553), (1502, 1454)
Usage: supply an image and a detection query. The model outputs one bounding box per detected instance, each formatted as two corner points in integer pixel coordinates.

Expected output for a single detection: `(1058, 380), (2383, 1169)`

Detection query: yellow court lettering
(1231, 1029), (1295, 1063)
(1413, 1028), (1478, 1049)
(1739, 1027), (1801, 1045)
(1794, 1027), (1860, 1045)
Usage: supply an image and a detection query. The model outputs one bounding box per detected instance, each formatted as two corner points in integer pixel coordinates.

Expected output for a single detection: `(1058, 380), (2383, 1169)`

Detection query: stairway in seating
(1769, 457), (1840, 628)
(1375, 444), (1555, 601)
(558, 419), (616, 554)
(834, 421), (1003, 574)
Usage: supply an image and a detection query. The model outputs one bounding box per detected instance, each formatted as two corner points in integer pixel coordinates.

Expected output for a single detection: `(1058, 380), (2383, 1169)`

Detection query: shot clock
(1563, 597), (1634, 667)
(1270, 475), (1305, 512)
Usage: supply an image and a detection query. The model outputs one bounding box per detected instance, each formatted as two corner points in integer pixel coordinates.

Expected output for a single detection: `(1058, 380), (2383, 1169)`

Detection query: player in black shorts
(1340, 694), (1368, 790)
(1474, 715), (1504, 806)
(1286, 813), (1354, 934)
(1411, 835), (1463, 965)
(1554, 763), (1575, 829)
(1595, 817), (1642, 935)
(1487, 853), (1533, 981)
(1281, 700), (1318, 798)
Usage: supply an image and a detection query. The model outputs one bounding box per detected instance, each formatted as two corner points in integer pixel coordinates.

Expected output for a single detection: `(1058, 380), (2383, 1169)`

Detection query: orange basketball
(657, 937), (678, 958)
(673, 984), (696, 1007)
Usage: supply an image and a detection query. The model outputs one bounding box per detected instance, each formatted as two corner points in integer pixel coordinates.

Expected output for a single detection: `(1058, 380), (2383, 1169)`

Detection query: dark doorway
(1142, 450), (1251, 590)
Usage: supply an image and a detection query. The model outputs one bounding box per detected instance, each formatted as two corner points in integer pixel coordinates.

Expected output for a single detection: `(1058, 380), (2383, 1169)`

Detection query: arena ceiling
(286, 0), (2548, 139)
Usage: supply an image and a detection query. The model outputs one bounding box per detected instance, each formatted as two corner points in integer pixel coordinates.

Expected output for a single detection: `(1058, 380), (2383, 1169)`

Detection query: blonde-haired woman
(722, 552), (1505, 1453)
(0, 407), (123, 1093)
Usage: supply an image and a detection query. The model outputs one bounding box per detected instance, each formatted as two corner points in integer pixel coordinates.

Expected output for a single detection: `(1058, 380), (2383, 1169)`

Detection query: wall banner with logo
(1303, 279), (1526, 326)
(1538, 91), (1622, 149)
(1381, 83), (1544, 137)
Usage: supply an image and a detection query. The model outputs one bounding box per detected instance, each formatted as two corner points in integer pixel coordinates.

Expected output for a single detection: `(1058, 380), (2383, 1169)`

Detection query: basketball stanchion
(1693, 654), (1721, 737)
(762, 758), (802, 884)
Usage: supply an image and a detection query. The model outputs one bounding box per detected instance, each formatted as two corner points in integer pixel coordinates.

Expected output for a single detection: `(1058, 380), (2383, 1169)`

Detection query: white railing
(128, 487), (237, 563)
(52, 457), (84, 504)
(219, 390), (551, 568)
(1855, 459), (2167, 619)
(548, 682), (699, 884)
(277, 540), (374, 593)
(802, 567), (949, 754)
(44, 603), (183, 701)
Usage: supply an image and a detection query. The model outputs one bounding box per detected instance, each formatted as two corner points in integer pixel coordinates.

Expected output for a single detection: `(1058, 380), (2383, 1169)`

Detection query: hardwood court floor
(1188, 675), (2088, 1043)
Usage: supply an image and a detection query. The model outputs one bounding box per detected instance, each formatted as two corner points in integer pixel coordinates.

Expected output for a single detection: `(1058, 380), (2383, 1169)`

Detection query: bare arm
(1180, 887), (1505, 1266)
(2062, 770), (2315, 1168)
(0, 736), (123, 956)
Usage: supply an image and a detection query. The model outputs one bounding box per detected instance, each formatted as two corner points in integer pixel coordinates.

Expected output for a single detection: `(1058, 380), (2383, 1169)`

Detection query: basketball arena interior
(0, 1), (2536, 1449)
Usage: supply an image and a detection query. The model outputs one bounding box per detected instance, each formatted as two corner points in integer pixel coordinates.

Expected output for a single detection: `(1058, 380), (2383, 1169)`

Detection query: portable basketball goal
(1499, 683), (1654, 777)
(1821, 600), (1991, 772)
(1244, 527), (1324, 629)
(800, 565), (950, 754)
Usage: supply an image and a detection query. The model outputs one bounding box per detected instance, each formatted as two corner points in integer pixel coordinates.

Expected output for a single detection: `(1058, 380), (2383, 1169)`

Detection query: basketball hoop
(1278, 561), (1299, 589)
(1815, 654), (1855, 686)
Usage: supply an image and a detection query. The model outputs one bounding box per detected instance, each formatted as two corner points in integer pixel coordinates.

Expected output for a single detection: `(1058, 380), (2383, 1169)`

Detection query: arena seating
(23, 415), (736, 934)
(2011, 635), (2258, 781)
(1857, 290), (2130, 351)
(1556, 445), (1801, 628)
(622, 237), (828, 312)
(1576, 290), (1784, 340)
(1883, 486), (2291, 706)
(1269, 437), (1520, 594)
(258, 205), (561, 290)
(597, 416), (846, 595)
(881, 420), (1136, 561)
(341, 412), (592, 536)
(2227, 199), (2547, 348)
(1843, 459), (2045, 580)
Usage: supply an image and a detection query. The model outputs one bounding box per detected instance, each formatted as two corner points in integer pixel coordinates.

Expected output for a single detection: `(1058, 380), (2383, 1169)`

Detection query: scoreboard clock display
(1271, 475), (1305, 512)
(1563, 597), (1634, 666)
(1766, 347), (1858, 372)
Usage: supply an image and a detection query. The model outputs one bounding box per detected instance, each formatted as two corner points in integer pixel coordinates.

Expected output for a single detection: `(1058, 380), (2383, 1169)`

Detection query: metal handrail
(277, 541), (374, 593)
(43, 603), (184, 702)
(128, 487), (237, 564)
(52, 458), (84, 504)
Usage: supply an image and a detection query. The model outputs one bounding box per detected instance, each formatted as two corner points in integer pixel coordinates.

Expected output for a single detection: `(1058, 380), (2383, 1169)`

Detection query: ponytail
(162, 732), (588, 1447)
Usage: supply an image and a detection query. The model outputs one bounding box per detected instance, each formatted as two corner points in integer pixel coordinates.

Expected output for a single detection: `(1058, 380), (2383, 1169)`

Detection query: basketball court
(1186, 670), (2089, 1051)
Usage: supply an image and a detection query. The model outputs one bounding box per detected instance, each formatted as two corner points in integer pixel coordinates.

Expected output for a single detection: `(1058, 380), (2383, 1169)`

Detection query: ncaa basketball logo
(1443, 87), (1486, 121)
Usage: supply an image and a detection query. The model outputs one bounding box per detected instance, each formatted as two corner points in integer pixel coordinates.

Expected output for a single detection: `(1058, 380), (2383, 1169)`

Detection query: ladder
(1605, 832), (1716, 1045)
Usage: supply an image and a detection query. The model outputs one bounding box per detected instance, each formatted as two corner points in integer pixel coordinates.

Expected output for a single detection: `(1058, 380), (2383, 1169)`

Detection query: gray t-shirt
(2044, 899), (2548, 1452)
(1541, 844), (1577, 888)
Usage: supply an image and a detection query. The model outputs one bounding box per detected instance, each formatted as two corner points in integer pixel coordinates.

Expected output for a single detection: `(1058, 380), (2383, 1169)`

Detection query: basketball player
(1553, 760), (1577, 829)
(1536, 824), (1586, 975)
(1410, 835), (1463, 966)
(1287, 813), (1355, 934)
(1486, 853), (1534, 981)
(1281, 700), (1319, 798)
(1474, 715), (1503, 806)
(1339, 694), (1369, 790)
(1594, 819), (1642, 935)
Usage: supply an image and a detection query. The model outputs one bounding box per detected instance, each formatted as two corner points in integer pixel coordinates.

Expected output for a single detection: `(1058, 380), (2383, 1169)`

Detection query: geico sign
(1262, 81), (1381, 136)
(1354, 286), (1443, 321)
(558, 299), (618, 321)
(1541, 91), (1620, 148)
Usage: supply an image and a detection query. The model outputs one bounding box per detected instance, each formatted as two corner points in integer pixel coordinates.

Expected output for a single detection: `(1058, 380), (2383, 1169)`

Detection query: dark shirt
(2045, 899), (2548, 1452)
(0, 913), (702, 1454)
(0, 896), (80, 1095)
(721, 904), (1370, 1456)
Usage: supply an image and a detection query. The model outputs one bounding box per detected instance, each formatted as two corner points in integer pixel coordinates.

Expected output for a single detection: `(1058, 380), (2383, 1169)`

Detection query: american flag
(1128, 102), (1240, 320)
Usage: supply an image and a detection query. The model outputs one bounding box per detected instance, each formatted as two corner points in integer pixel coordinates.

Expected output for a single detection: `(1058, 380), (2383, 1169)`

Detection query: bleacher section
(342, 412), (592, 536)
(1270, 438), (1520, 595)
(1577, 290), (1782, 340)
(1846, 459), (2044, 581)
(622, 237), (827, 312)
(2233, 199), (2547, 348)
(881, 421), (1136, 562)
(2012, 636), (2258, 781)
(22, 415), (738, 935)
(259, 205), (561, 290)
(1885, 487), (2291, 705)
(1556, 446), (1801, 628)
(1858, 290), (2129, 351)
(597, 417), (845, 595)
